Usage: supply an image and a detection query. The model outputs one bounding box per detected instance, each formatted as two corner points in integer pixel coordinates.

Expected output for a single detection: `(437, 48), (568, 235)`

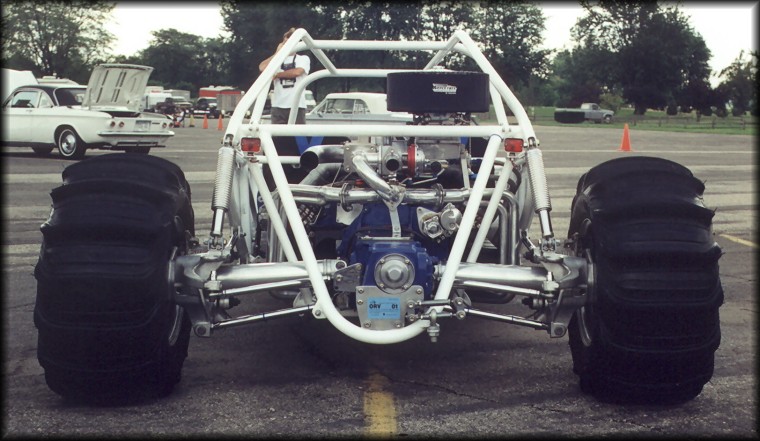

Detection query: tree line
(2, 0), (757, 116)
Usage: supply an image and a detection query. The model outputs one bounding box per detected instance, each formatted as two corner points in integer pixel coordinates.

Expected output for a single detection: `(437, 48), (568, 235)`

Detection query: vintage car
(1, 64), (174, 159)
(306, 92), (413, 125)
(261, 90), (315, 114)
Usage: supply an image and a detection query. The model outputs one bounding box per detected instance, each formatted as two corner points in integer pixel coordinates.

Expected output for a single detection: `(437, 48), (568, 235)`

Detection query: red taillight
(241, 137), (261, 153)
(504, 138), (524, 153)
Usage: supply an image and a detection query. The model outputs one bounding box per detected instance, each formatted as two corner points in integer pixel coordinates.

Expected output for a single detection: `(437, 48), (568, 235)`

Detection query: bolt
(456, 311), (466, 320)
(404, 258), (410, 264)
(357, 288), (364, 294)
(314, 310), (322, 317)
(402, 284), (409, 290)
(380, 258), (386, 264)
(364, 322), (372, 328)
(357, 299), (364, 305)
(395, 322), (402, 328)
(336, 275), (343, 282)
(416, 288), (423, 295)
(379, 283), (385, 288)
(407, 301), (415, 309)
(455, 298), (463, 305)
(426, 223), (440, 234)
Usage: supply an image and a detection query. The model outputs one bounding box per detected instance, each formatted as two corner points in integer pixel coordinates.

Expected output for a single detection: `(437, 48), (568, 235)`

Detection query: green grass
(477, 106), (758, 136)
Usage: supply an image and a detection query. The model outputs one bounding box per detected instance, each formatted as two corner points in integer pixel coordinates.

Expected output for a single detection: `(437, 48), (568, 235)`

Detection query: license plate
(367, 297), (401, 320)
(135, 120), (151, 132)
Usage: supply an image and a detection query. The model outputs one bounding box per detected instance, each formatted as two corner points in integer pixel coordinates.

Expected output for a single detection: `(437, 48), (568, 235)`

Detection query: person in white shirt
(259, 28), (311, 124)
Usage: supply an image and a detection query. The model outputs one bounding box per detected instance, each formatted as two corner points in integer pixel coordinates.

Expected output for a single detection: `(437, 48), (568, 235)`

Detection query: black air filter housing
(387, 71), (490, 114)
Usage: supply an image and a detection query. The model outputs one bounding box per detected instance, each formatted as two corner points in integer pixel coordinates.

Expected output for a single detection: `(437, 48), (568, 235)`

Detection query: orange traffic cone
(217, 113), (224, 130)
(618, 123), (632, 151)
(202, 114), (209, 129)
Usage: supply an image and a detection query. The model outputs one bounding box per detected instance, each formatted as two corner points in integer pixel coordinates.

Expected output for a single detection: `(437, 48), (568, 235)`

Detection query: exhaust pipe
(300, 145), (346, 170)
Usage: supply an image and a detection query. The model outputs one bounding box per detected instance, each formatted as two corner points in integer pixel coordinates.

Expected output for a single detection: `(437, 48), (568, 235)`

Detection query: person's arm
(276, 54), (309, 79)
(274, 67), (305, 79)
(258, 41), (285, 72)
(260, 28), (299, 73)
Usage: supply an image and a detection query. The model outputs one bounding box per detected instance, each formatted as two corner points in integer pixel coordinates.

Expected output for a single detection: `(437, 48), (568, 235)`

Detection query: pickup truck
(192, 97), (220, 119)
(554, 102), (614, 124)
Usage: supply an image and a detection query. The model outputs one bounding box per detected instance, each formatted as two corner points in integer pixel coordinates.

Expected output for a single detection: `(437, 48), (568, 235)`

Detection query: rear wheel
(56, 127), (86, 159)
(568, 156), (723, 404)
(34, 153), (195, 404)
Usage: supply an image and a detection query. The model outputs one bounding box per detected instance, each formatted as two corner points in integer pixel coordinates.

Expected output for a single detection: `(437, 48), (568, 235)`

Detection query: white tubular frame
(221, 29), (539, 344)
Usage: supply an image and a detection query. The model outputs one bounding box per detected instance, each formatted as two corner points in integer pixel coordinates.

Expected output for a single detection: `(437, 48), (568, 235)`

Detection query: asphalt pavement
(2, 123), (756, 437)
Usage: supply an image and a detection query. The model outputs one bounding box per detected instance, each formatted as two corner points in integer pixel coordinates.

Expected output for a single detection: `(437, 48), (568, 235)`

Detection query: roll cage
(212, 28), (554, 344)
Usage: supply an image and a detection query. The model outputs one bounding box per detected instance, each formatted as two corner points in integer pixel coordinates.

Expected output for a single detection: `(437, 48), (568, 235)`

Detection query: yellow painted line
(364, 370), (397, 437)
(719, 234), (758, 248)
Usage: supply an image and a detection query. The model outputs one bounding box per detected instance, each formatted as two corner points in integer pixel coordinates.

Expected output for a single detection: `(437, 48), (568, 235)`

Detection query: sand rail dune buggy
(34, 29), (723, 405)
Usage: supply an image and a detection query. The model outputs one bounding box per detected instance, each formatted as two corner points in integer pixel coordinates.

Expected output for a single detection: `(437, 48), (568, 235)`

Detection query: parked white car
(306, 92), (412, 125)
(305, 89), (316, 111)
(1, 64), (174, 159)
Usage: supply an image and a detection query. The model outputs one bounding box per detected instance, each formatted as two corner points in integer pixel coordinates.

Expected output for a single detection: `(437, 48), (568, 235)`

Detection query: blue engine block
(335, 203), (451, 299)
(350, 239), (435, 296)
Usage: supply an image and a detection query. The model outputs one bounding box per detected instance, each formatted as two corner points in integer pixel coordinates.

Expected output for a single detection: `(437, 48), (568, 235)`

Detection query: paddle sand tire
(567, 156), (723, 404)
(34, 153), (195, 404)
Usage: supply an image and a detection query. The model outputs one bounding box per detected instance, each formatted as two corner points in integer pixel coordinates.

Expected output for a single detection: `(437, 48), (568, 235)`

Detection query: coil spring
(525, 148), (551, 212)
(212, 147), (236, 211)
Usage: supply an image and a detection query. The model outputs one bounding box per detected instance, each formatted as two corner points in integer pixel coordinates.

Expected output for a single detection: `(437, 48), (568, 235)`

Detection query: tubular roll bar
(218, 29), (540, 344)
(225, 28), (536, 139)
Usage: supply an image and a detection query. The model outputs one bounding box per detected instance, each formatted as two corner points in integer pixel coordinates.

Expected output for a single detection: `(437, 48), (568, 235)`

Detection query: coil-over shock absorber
(524, 138), (555, 251)
(210, 146), (236, 246)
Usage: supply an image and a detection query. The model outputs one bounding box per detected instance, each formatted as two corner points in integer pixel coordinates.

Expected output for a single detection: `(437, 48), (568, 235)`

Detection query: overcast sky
(105, 2), (758, 85)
